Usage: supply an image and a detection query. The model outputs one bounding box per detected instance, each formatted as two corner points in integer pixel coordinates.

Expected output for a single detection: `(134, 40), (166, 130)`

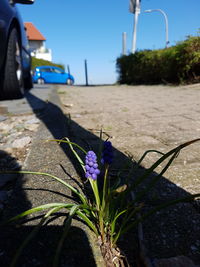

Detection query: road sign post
(84, 59), (88, 86)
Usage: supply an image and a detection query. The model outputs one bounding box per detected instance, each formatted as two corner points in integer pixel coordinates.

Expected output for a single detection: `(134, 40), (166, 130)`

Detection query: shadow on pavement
(1, 224), (96, 267)
(0, 89), (199, 266)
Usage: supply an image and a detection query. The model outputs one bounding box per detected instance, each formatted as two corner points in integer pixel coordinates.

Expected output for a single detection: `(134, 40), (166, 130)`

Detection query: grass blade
(47, 139), (87, 155)
(0, 171), (88, 205)
(53, 205), (79, 267)
(64, 137), (86, 172)
(129, 138), (200, 192)
(76, 210), (98, 236)
(10, 206), (65, 267)
(135, 150), (180, 202)
(120, 193), (200, 237)
(3, 203), (74, 225)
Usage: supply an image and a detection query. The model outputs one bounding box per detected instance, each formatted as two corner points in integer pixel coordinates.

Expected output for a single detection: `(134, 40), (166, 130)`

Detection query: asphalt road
(0, 84), (54, 116)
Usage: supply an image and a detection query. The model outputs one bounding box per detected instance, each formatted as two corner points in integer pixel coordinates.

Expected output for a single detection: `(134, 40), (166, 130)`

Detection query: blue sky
(18, 0), (200, 85)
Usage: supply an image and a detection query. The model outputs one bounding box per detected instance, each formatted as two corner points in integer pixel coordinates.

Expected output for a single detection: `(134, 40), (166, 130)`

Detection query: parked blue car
(32, 66), (75, 85)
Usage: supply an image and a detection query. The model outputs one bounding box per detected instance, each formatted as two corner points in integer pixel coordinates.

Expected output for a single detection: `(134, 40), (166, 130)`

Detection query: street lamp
(144, 9), (169, 48)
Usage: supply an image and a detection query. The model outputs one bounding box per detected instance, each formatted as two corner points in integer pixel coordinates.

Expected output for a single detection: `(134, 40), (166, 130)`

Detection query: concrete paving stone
(25, 118), (40, 124)
(12, 136), (31, 148)
(58, 84), (200, 264)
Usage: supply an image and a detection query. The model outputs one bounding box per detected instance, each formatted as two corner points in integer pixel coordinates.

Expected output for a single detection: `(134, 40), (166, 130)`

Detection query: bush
(31, 57), (65, 71)
(116, 34), (200, 85)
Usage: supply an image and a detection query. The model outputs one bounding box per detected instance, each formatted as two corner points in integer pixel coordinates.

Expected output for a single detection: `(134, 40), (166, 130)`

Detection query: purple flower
(85, 151), (100, 180)
(102, 141), (113, 165)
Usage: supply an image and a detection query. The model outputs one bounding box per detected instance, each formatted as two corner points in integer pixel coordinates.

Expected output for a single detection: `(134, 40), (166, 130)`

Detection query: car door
(40, 67), (53, 83)
(50, 67), (66, 83)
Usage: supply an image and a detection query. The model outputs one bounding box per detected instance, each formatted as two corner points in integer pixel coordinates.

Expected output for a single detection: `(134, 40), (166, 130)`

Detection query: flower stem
(89, 179), (100, 211)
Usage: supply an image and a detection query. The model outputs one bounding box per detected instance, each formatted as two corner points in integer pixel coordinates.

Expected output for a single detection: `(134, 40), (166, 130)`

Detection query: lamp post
(144, 9), (169, 48)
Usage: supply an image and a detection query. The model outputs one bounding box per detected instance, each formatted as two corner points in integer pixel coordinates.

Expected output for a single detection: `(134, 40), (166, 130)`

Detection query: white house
(24, 22), (52, 62)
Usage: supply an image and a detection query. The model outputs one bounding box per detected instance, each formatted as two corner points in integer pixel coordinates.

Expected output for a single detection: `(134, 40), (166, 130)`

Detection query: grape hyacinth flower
(85, 151), (100, 180)
(102, 141), (113, 165)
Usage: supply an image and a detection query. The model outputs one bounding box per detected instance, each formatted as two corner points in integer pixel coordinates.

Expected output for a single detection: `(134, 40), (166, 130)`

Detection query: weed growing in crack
(1, 137), (200, 266)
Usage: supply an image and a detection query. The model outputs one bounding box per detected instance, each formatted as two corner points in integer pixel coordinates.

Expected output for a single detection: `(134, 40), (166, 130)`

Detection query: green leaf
(47, 138), (87, 155)
(89, 179), (100, 211)
(113, 203), (144, 245)
(53, 205), (80, 267)
(129, 139), (200, 193)
(4, 203), (74, 225)
(0, 171), (88, 205)
(110, 209), (127, 236)
(111, 175), (122, 191)
(135, 150), (179, 202)
(76, 210), (98, 236)
(47, 138), (87, 172)
(120, 193), (200, 238)
(10, 206), (65, 267)
(64, 137), (86, 172)
(135, 149), (165, 171)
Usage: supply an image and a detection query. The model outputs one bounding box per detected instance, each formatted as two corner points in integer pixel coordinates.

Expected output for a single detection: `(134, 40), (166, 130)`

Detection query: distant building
(24, 22), (52, 62)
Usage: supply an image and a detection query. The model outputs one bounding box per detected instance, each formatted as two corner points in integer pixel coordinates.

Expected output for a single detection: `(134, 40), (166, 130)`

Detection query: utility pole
(130, 0), (141, 53)
(122, 32), (127, 55)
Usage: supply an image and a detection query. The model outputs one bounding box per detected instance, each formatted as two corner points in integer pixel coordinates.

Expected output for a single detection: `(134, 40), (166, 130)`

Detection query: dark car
(0, 0), (34, 99)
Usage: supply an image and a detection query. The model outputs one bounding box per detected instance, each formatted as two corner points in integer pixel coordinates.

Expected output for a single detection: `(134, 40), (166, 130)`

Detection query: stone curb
(22, 88), (105, 266)
(0, 87), (105, 266)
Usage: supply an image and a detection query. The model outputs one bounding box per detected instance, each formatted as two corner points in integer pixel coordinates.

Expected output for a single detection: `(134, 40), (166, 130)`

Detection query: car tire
(66, 78), (73, 85)
(24, 71), (33, 90)
(0, 28), (24, 99)
(37, 78), (45, 84)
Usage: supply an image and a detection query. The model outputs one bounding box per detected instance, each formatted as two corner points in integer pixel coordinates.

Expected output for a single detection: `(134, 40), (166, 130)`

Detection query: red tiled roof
(24, 22), (46, 41)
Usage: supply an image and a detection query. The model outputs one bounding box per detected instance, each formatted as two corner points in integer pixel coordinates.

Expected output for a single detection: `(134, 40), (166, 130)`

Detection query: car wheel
(66, 78), (73, 85)
(37, 78), (45, 84)
(0, 28), (24, 99)
(24, 71), (33, 90)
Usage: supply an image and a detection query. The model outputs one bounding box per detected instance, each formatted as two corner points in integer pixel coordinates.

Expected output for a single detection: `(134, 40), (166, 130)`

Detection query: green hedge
(116, 35), (200, 84)
(31, 57), (65, 71)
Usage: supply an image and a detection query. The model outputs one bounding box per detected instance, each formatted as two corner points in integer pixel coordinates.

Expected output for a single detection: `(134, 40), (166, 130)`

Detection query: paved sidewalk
(1, 83), (199, 266)
(58, 84), (200, 265)
(59, 84), (200, 195)
(0, 85), (55, 213)
(0, 88), (104, 267)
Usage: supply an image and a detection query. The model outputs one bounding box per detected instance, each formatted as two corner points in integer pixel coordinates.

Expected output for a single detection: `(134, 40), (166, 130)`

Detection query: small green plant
(1, 137), (200, 266)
